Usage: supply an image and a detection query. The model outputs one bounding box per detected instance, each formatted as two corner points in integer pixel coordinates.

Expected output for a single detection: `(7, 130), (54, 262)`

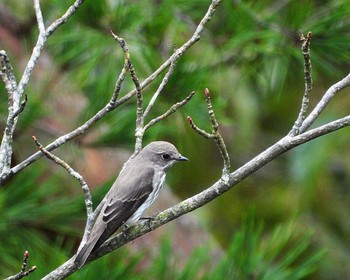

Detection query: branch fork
(187, 88), (231, 178)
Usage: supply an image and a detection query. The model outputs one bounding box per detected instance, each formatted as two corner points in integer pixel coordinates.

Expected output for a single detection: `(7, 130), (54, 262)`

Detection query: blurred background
(1, 0), (350, 279)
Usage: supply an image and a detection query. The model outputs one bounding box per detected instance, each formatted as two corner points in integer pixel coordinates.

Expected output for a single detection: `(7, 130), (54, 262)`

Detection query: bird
(75, 141), (188, 268)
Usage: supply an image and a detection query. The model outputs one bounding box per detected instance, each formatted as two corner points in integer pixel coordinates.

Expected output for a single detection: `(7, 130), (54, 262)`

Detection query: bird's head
(140, 141), (188, 171)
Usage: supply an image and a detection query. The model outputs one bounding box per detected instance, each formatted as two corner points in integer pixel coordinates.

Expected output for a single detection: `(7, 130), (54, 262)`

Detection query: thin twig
(17, 0), (85, 96)
(110, 66), (127, 106)
(32, 136), (94, 244)
(187, 88), (231, 177)
(111, 32), (144, 152)
(143, 60), (177, 119)
(4, 251), (36, 280)
(290, 31), (312, 135)
(204, 88), (230, 176)
(33, 0), (45, 34)
(299, 73), (350, 133)
(187, 116), (214, 139)
(129, 56), (143, 150)
(144, 91), (195, 131)
(106, 0), (223, 118)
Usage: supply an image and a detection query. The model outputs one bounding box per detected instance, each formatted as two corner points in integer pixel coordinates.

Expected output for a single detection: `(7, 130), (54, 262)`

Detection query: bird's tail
(75, 241), (96, 269)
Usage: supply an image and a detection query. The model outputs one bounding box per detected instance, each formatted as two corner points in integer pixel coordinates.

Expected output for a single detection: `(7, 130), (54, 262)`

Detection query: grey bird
(75, 141), (188, 268)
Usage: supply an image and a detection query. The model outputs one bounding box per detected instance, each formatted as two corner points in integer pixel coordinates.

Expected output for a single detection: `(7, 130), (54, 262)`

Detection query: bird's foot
(139, 216), (155, 222)
(140, 214), (158, 230)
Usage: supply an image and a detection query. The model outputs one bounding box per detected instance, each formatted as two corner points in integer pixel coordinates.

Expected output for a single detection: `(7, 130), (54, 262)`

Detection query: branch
(34, 0), (45, 34)
(288, 31), (350, 134)
(143, 60), (177, 119)
(299, 73), (350, 133)
(109, 33), (129, 105)
(0, 50), (20, 175)
(111, 32), (145, 152)
(32, 136), (94, 246)
(188, 88), (231, 177)
(17, 0), (85, 96)
(291, 31), (313, 135)
(144, 91), (195, 131)
(4, 251), (36, 280)
(0, 0), (85, 182)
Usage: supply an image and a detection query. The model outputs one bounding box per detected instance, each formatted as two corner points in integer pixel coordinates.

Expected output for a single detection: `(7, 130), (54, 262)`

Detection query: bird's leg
(139, 213), (158, 230)
(139, 216), (154, 221)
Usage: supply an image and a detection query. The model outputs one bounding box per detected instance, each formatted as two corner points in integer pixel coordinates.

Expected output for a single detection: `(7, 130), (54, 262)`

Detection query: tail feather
(75, 241), (97, 269)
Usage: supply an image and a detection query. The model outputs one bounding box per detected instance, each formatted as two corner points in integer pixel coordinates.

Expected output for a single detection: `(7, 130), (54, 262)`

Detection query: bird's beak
(176, 154), (189, 161)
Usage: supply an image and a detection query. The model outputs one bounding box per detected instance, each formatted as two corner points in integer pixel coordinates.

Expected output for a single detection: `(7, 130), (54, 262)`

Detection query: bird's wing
(102, 165), (155, 224)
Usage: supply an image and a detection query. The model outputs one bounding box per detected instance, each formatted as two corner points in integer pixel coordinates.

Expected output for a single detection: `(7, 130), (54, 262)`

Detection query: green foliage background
(1, 0), (350, 279)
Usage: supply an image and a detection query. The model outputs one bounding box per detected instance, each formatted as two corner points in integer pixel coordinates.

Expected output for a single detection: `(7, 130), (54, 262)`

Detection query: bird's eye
(161, 153), (170, 160)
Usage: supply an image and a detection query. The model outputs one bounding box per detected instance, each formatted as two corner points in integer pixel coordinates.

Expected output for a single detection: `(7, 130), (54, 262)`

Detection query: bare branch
(111, 32), (144, 152)
(187, 88), (231, 177)
(109, 49), (128, 105)
(4, 251), (36, 280)
(17, 0), (85, 97)
(0, 50), (18, 102)
(9, 94), (28, 124)
(0, 1), (85, 183)
(32, 136), (94, 245)
(0, 51), (20, 175)
(291, 31), (313, 135)
(299, 73), (350, 133)
(187, 116), (214, 139)
(111, 0), (222, 112)
(204, 88), (231, 176)
(33, 0), (45, 34)
(143, 60), (177, 119)
(144, 91), (195, 131)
